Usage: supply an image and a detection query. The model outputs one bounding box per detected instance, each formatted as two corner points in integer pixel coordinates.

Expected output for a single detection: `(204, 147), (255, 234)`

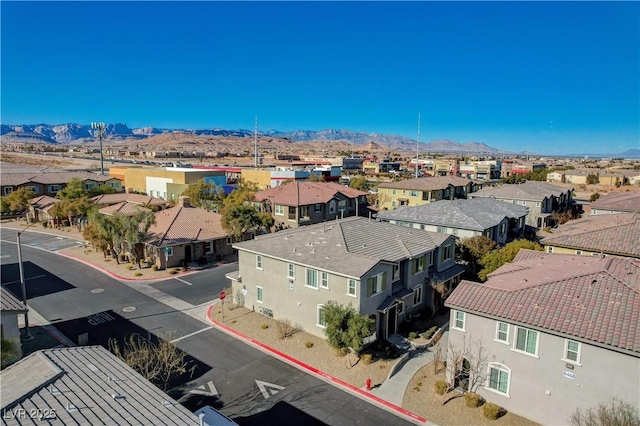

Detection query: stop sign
(219, 291), (226, 300)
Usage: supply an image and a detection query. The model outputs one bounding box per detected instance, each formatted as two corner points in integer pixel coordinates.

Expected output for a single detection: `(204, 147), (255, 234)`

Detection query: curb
(205, 304), (427, 425)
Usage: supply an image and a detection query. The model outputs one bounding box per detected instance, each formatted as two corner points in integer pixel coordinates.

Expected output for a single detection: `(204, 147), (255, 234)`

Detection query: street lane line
(170, 326), (213, 343)
(174, 277), (193, 286)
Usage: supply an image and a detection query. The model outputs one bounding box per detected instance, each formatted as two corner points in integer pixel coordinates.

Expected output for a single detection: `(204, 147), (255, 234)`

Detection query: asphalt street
(0, 228), (414, 425)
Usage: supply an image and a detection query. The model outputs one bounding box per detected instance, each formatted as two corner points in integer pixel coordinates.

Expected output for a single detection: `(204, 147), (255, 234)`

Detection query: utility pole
(415, 113), (421, 179)
(16, 223), (36, 340)
(92, 122), (106, 175)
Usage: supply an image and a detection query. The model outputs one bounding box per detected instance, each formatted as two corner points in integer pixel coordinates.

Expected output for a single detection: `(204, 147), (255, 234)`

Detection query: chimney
(178, 196), (191, 208)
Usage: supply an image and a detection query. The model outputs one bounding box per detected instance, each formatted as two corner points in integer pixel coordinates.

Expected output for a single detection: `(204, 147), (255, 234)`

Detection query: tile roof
(377, 198), (529, 231)
(254, 182), (367, 207)
(446, 250), (640, 354)
(234, 217), (445, 278)
(0, 287), (27, 312)
(541, 213), (640, 258)
(377, 176), (475, 191)
(1, 171), (115, 186)
(28, 195), (59, 212)
(99, 202), (152, 217)
(470, 181), (569, 201)
(146, 206), (229, 247)
(91, 193), (168, 207)
(590, 191), (640, 213)
(0, 346), (200, 425)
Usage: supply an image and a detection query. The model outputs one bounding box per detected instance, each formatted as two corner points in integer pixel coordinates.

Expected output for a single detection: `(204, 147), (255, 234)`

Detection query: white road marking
(2, 274), (46, 285)
(174, 277), (193, 286)
(256, 380), (285, 399)
(189, 380), (219, 397)
(170, 326), (213, 343)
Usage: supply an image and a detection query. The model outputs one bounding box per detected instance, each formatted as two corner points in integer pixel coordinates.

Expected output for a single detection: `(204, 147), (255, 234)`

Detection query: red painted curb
(206, 304), (427, 424)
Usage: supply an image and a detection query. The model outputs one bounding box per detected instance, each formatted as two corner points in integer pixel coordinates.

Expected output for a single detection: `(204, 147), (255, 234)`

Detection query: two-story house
(1, 171), (122, 197)
(254, 182), (369, 229)
(377, 176), (482, 211)
(445, 250), (640, 425)
(541, 212), (640, 259)
(377, 198), (529, 244)
(227, 217), (464, 341)
(468, 181), (573, 228)
(590, 191), (640, 215)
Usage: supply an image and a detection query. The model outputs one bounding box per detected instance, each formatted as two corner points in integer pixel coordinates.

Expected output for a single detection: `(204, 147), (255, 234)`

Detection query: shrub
(483, 402), (503, 420)
(260, 323), (269, 329)
(422, 326), (438, 340)
(465, 392), (482, 408)
(276, 318), (297, 339)
(134, 272), (143, 277)
(126, 265), (134, 271)
(169, 268), (178, 275)
(409, 332), (417, 340)
(151, 265), (158, 271)
(335, 347), (349, 357)
(434, 380), (448, 395)
(104, 258), (112, 262)
(305, 341), (314, 349)
(361, 353), (373, 364)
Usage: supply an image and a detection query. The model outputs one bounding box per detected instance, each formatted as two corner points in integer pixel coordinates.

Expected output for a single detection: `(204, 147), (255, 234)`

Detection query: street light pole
(16, 224), (36, 340)
(92, 122), (106, 175)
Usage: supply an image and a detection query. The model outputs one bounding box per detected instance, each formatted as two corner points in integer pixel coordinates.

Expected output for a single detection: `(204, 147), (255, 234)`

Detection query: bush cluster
(483, 402), (503, 420)
(434, 380), (447, 395)
(465, 392), (483, 408)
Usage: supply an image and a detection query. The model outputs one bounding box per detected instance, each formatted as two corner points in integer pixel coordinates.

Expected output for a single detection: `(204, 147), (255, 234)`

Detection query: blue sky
(2, 1), (638, 155)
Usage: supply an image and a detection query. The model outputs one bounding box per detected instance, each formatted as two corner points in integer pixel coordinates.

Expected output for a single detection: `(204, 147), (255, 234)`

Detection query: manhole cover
(122, 306), (136, 313)
(90, 288), (104, 294)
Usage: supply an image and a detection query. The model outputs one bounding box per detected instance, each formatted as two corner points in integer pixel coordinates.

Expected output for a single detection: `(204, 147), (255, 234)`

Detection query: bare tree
(275, 318), (298, 339)
(570, 398), (640, 426)
(443, 335), (489, 404)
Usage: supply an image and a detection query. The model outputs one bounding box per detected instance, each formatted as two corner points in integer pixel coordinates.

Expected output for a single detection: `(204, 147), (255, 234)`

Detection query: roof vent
(362, 244), (367, 248)
(48, 384), (61, 395)
(112, 393), (125, 400)
(66, 403), (77, 413)
(292, 248), (296, 252)
(311, 249), (315, 253)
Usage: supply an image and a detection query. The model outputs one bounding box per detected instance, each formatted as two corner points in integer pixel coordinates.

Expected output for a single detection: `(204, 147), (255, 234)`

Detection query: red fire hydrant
(366, 378), (372, 391)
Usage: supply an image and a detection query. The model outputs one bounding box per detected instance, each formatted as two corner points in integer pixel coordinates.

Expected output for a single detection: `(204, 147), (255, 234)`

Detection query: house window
(422, 191), (429, 200)
(226, 236), (232, 244)
(392, 201), (397, 208)
(275, 205), (284, 215)
(347, 279), (356, 297)
(575, 250), (582, 255)
(451, 228), (458, 236)
(204, 241), (213, 253)
(256, 255), (263, 269)
(392, 264), (400, 282)
(321, 272), (329, 289)
(317, 305), (327, 328)
(413, 285), (423, 305)
(412, 255), (426, 274)
(564, 339), (581, 364)
(441, 245), (452, 262)
(453, 311), (465, 331)
(48, 184), (62, 193)
(288, 206), (296, 220)
(300, 206), (310, 218)
(547, 246), (554, 253)
(392, 189), (397, 195)
(427, 251), (433, 265)
(329, 200), (336, 214)
(256, 286), (263, 303)
(164, 247), (173, 257)
(500, 223), (507, 235)
(287, 263), (295, 279)
(85, 182), (95, 190)
(3, 187), (13, 195)
(366, 272), (386, 296)
(437, 226), (447, 233)
(495, 322), (509, 343)
(314, 204), (322, 213)
(306, 268), (319, 289)
(484, 230), (491, 238)
(514, 327), (539, 356)
(397, 301), (404, 316)
(409, 190), (418, 197)
(487, 363), (510, 396)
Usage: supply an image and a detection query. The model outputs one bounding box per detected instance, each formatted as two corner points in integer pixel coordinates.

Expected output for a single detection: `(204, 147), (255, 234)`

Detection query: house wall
(447, 311), (640, 426)
(241, 170), (272, 189)
(387, 219), (512, 244)
(124, 168), (225, 194)
(1, 311), (23, 366)
(153, 237), (233, 269)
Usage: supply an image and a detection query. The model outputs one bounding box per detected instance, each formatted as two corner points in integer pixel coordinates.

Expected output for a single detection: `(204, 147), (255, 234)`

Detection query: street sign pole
(219, 291), (226, 323)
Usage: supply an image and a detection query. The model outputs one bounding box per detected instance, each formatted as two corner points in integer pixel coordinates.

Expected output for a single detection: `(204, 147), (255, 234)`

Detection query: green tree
(50, 197), (94, 225)
(478, 239), (543, 281)
(88, 184), (119, 198)
(586, 173), (599, 185)
(349, 176), (370, 191)
(1, 338), (18, 368)
(590, 192), (600, 202)
(1, 187), (36, 212)
(221, 204), (262, 242)
(122, 210), (157, 267)
(323, 301), (374, 354)
(456, 236), (499, 279)
(307, 173), (325, 182)
(182, 179), (226, 210)
(570, 398), (640, 426)
(57, 178), (87, 200)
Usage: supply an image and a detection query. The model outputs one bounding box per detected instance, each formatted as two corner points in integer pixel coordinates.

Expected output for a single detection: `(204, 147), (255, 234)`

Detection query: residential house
(458, 160), (502, 180)
(26, 195), (59, 224)
(541, 212), (640, 259)
(1, 171), (122, 197)
(0, 288), (27, 367)
(468, 181), (573, 228)
(0, 346), (202, 425)
(545, 171), (564, 183)
(91, 193), (168, 210)
(377, 198), (528, 244)
(227, 217), (464, 341)
(241, 165), (342, 189)
(377, 176), (482, 211)
(145, 197), (239, 269)
(254, 182), (369, 229)
(590, 191), (640, 214)
(445, 250), (640, 425)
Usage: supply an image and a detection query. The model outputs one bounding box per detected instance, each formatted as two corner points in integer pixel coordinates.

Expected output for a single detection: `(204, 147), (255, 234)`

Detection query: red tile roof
(446, 250), (640, 353)
(255, 182), (367, 207)
(91, 193), (167, 207)
(146, 206), (229, 247)
(28, 195), (59, 212)
(590, 191), (640, 213)
(99, 202), (152, 217)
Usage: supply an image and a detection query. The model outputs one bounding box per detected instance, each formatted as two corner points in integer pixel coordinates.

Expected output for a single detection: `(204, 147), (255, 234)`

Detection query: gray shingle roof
(377, 176), (475, 191)
(446, 250), (640, 354)
(0, 287), (27, 313)
(541, 213), (640, 258)
(470, 181), (569, 201)
(377, 198), (529, 231)
(233, 217), (442, 278)
(590, 191), (640, 213)
(0, 346), (200, 425)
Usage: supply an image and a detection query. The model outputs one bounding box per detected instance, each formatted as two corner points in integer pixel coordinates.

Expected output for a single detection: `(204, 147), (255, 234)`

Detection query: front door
(387, 304), (397, 336)
(185, 245), (192, 263)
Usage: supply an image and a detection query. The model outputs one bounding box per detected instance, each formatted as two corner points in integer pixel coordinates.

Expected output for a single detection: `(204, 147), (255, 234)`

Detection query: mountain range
(0, 123), (503, 154)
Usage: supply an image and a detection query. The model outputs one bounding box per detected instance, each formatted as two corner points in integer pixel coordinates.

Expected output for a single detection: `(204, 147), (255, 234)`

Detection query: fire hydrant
(366, 378), (372, 391)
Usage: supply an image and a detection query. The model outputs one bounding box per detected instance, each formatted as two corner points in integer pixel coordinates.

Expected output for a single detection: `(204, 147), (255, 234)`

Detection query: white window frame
(575, 250), (582, 255)
(306, 268), (319, 289)
(321, 272), (329, 289)
(563, 339), (582, 365)
(392, 264), (400, 282)
(547, 246), (554, 253)
(347, 279), (357, 297)
(485, 363), (511, 397)
(442, 245), (452, 262)
(453, 310), (466, 331)
(275, 204), (284, 215)
(413, 284), (423, 306)
(409, 190), (418, 197)
(495, 322), (510, 344)
(427, 251), (433, 266)
(165, 247), (173, 257)
(317, 304), (327, 328)
(256, 286), (263, 303)
(256, 255), (263, 270)
(287, 263), (295, 279)
(500, 222), (507, 235)
(513, 326), (539, 357)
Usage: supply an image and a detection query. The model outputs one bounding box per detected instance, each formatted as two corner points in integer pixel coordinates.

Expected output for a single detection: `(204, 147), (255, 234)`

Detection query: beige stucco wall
(241, 169), (272, 189)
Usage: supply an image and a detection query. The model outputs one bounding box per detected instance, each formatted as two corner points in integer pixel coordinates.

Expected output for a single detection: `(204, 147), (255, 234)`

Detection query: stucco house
(0, 287), (27, 368)
(445, 250), (640, 425)
(91, 193), (168, 210)
(227, 217), (464, 341)
(26, 195), (59, 224)
(1, 171), (122, 197)
(254, 181), (369, 229)
(590, 191), (640, 215)
(376, 198), (528, 245)
(377, 176), (482, 211)
(468, 181), (573, 228)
